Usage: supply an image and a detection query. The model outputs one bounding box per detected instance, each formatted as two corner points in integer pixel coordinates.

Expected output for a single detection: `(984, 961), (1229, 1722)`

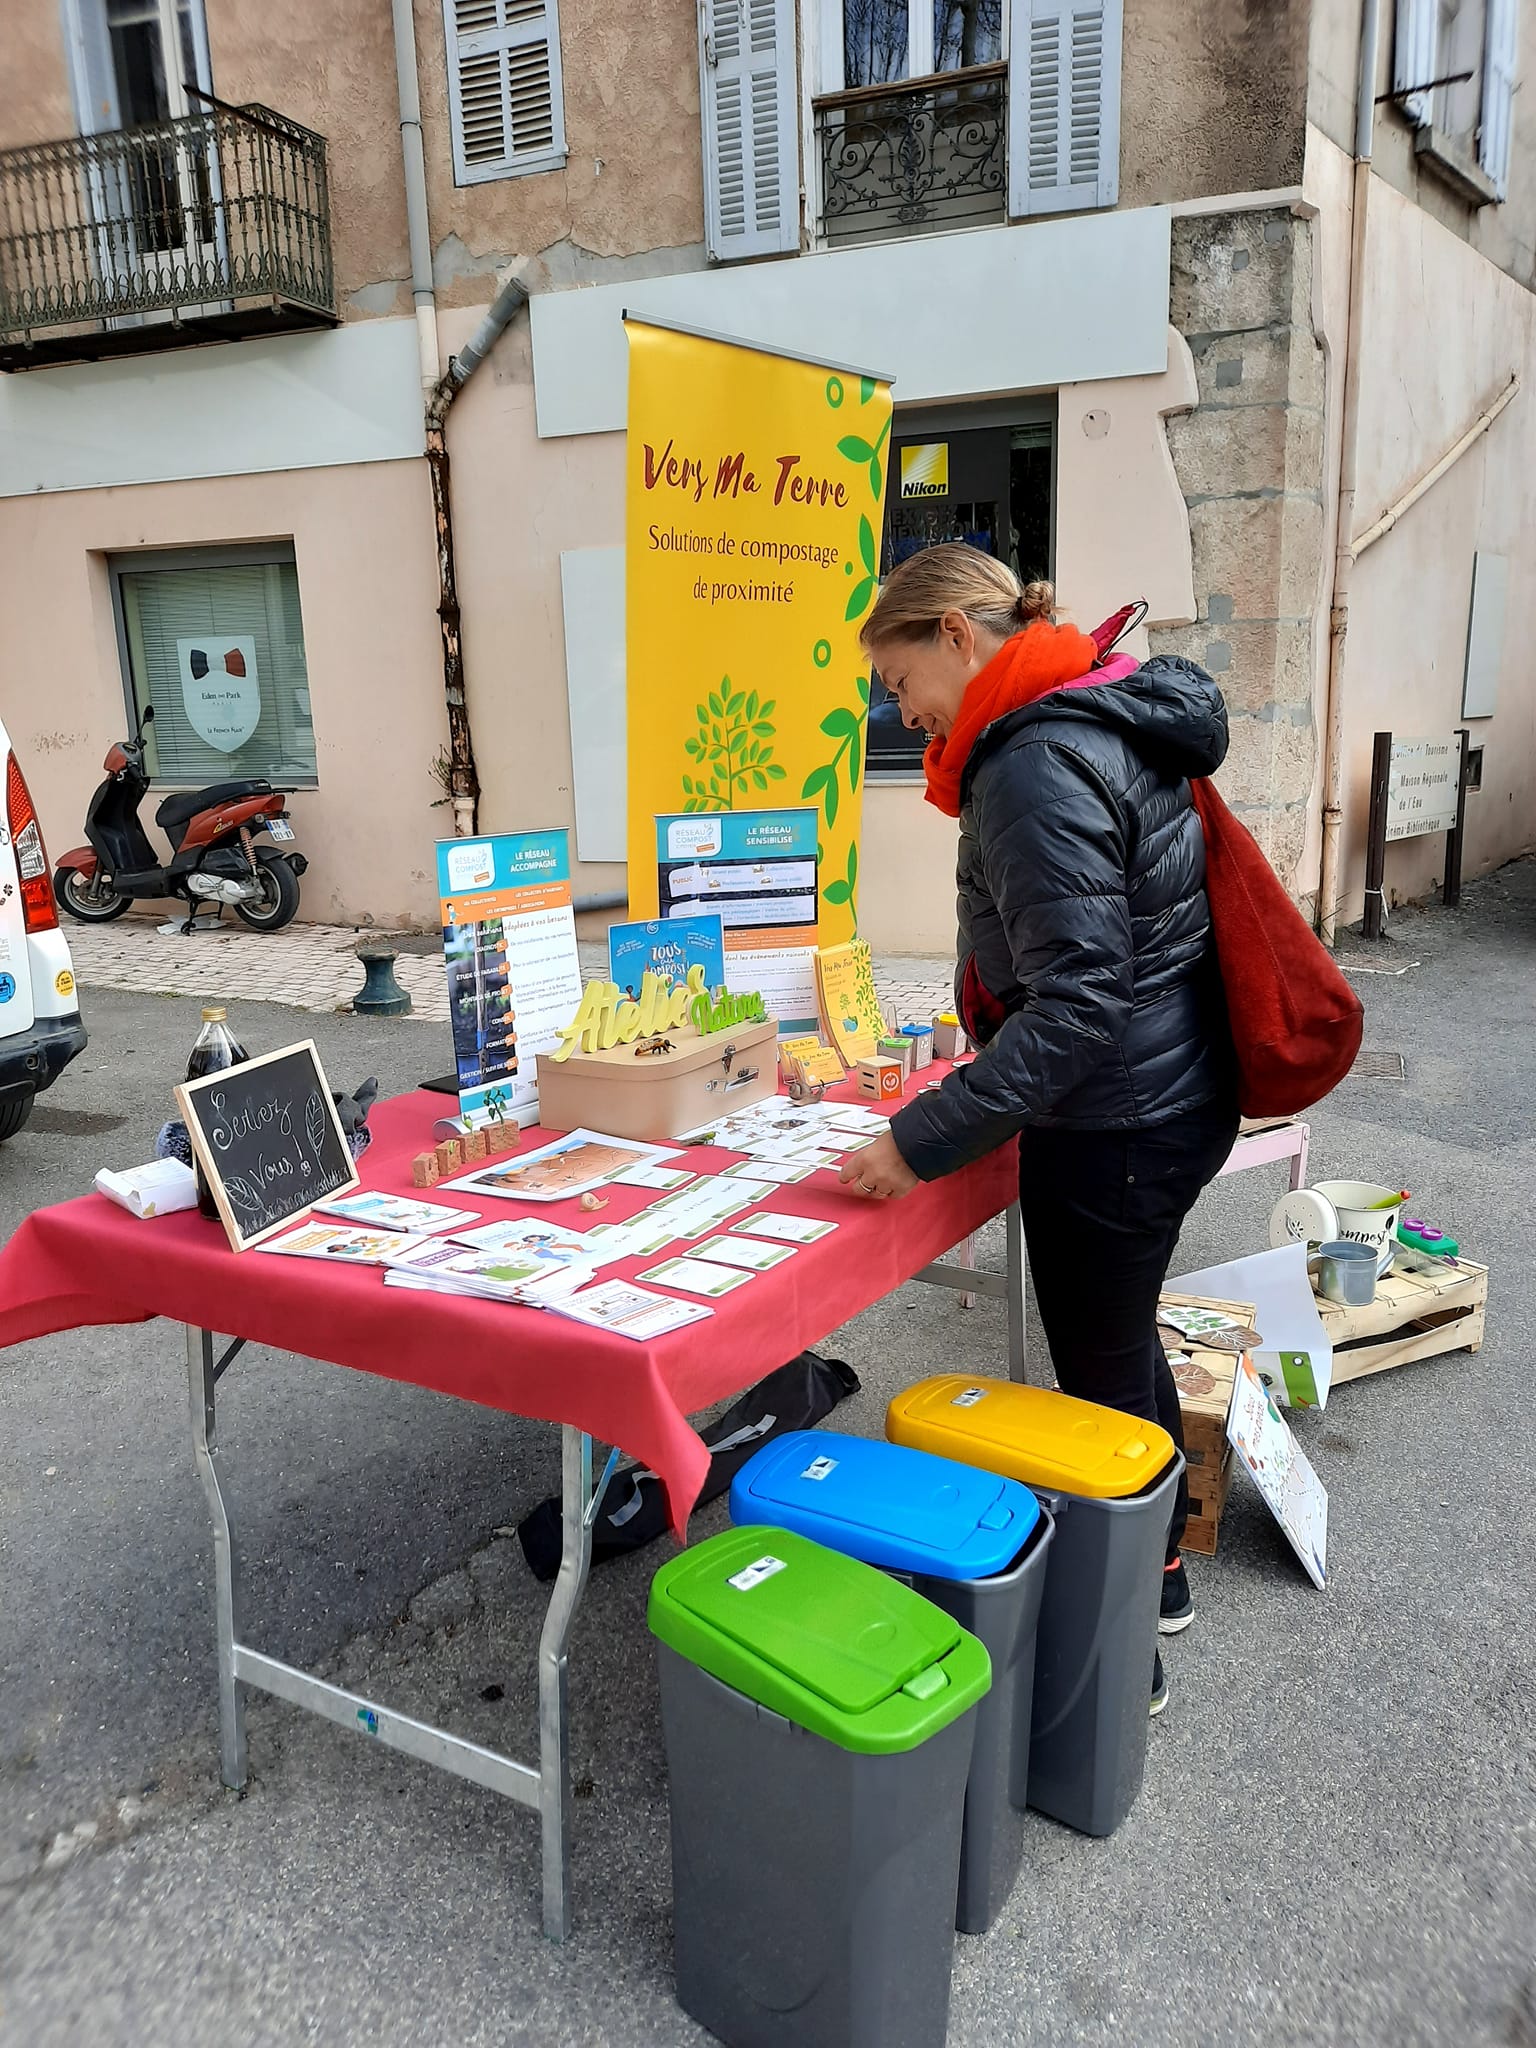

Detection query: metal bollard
(353, 941), (413, 1017)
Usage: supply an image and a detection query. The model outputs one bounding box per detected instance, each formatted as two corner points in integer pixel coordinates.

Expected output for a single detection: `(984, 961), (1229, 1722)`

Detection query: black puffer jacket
(892, 655), (1235, 1180)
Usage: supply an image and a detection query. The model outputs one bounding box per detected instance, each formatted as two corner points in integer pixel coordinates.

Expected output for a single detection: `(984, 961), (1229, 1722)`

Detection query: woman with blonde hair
(839, 544), (1237, 1716)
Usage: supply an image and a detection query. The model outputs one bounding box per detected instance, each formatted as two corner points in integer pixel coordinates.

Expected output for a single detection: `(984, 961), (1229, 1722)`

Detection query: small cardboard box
(857, 1057), (904, 1102)
(933, 1014), (967, 1061)
(535, 1015), (779, 1142)
(877, 1036), (913, 1078)
(900, 1024), (935, 1071)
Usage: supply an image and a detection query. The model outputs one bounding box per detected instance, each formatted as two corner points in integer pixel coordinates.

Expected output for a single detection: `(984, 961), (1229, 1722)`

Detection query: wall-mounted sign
(177, 636), (261, 753)
(1386, 736), (1461, 842)
(899, 442), (949, 499)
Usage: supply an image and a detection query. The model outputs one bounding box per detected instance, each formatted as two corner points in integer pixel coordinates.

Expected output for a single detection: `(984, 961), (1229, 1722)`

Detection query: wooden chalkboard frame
(175, 1039), (360, 1252)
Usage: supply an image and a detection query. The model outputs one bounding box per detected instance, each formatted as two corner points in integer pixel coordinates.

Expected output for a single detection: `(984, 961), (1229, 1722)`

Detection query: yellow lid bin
(885, 1377), (1176, 1501)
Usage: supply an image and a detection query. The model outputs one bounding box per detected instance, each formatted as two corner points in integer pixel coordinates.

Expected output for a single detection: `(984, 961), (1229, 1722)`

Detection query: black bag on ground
(517, 1350), (860, 1581)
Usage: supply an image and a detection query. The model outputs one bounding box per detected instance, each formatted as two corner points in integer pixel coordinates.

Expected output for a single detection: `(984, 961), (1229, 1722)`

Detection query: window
(443, 0), (567, 187)
(110, 545), (318, 788)
(808, 0), (1120, 248)
(1393, 0), (1517, 198)
(865, 403), (1055, 779)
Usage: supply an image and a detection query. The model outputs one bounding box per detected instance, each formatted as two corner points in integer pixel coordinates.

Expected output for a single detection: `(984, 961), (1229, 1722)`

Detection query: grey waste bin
(887, 1374), (1184, 1837)
(729, 1427), (1054, 1934)
(648, 1525), (991, 2048)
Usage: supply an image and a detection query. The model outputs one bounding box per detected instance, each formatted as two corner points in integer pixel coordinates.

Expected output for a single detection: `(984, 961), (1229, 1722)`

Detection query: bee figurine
(634, 1036), (675, 1057)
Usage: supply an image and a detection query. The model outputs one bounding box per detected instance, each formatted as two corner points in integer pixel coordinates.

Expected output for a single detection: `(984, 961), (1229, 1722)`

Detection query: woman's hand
(838, 1129), (920, 1201)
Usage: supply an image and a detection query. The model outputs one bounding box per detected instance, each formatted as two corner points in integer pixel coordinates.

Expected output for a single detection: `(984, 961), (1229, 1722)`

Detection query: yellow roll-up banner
(625, 318), (894, 944)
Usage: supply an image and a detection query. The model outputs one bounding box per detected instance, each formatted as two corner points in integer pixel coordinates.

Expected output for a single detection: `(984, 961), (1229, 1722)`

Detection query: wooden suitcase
(534, 1016), (779, 1142)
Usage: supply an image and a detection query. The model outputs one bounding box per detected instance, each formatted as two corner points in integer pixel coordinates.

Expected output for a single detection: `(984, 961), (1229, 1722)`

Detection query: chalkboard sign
(176, 1040), (359, 1251)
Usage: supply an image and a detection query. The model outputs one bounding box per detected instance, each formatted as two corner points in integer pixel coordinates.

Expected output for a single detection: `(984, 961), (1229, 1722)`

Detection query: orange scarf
(923, 621), (1101, 817)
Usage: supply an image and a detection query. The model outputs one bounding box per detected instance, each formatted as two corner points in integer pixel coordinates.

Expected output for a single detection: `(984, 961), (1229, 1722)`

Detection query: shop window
(865, 406), (1054, 779)
(109, 544), (318, 788)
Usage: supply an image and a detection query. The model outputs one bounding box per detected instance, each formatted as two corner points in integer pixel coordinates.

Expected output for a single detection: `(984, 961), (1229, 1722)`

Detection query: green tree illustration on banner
(681, 684), (786, 812)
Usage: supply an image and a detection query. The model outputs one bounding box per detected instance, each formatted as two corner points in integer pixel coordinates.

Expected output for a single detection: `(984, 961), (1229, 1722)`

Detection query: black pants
(1017, 1096), (1240, 1562)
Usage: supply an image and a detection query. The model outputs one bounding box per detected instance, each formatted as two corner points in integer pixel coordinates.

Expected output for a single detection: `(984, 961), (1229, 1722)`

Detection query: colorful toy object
(1397, 1217), (1460, 1258)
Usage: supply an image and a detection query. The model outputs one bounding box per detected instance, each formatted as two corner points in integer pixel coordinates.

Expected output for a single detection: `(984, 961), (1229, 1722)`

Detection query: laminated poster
(1226, 1354), (1328, 1589)
(654, 808), (821, 1034)
(437, 832), (583, 1129)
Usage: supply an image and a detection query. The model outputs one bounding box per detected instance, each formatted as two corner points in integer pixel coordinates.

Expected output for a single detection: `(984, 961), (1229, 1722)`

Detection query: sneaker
(1150, 1652), (1169, 1718)
(1159, 1555), (1194, 1636)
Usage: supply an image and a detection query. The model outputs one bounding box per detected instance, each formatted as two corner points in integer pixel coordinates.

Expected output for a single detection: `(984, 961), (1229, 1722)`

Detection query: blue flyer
(608, 913), (725, 998)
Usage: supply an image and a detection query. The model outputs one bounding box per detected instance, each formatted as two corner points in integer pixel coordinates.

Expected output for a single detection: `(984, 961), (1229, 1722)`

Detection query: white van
(0, 716), (87, 1139)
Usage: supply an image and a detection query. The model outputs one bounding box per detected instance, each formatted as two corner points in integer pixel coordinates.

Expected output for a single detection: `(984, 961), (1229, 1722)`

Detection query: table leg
(1005, 1202), (1027, 1383)
(187, 1325), (247, 1791)
(539, 1426), (596, 1942)
(955, 1233), (978, 1311)
(1292, 1122), (1311, 1193)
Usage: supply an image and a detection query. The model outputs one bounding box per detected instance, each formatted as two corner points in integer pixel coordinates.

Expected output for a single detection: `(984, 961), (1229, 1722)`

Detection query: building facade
(0, 0), (1531, 948)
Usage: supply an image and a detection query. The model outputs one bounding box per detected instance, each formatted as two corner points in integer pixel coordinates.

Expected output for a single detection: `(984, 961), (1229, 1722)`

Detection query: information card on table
(437, 831), (583, 1128)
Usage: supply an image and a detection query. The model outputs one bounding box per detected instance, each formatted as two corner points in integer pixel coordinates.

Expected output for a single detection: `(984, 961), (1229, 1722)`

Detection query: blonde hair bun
(860, 543), (1056, 651)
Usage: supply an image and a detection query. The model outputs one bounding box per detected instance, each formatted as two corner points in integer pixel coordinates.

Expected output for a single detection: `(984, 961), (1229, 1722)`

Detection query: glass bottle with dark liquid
(186, 1006), (248, 1218)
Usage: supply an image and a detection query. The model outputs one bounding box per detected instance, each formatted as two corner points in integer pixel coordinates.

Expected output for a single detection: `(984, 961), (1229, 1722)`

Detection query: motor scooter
(53, 707), (309, 931)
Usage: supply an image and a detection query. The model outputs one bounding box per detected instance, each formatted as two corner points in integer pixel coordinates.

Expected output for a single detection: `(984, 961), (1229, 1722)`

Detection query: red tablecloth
(0, 1085), (1016, 1529)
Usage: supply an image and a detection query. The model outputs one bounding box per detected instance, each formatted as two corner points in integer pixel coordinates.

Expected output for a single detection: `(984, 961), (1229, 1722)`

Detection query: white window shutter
(699, 0), (800, 261)
(1008, 0), (1123, 218)
(1480, 0), (1518, 196)
(443, 0), (567, 186)
(1392, 0), (1438, 127)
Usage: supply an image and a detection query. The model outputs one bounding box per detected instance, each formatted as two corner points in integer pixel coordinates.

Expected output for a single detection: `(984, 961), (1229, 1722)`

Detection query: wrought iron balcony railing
(815, 63), (1007, 248)
(0, 97), (335, 371)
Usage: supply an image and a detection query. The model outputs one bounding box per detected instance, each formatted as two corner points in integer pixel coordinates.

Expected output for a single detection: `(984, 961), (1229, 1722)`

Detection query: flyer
(445, 1129), (678, 1204)
(258, 1222), (426, 1266)
(436, 830), (584, 1129)
(655, 809), (821, 1034)
(732, 1212), (837, 1244)
(550, 1280), (714, 1342)
(640, 1255), (754, 1298)
(608, 914), (725, 1000)
(691, 1233), (797, 1272)
(315, 1190), (479, 1236)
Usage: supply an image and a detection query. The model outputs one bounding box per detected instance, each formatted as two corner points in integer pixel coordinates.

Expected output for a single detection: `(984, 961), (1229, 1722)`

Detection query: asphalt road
(2, 869), (1533, 2047)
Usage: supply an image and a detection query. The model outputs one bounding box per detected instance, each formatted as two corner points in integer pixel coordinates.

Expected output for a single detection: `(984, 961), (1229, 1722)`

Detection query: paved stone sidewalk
(66, 917), (957, 1027)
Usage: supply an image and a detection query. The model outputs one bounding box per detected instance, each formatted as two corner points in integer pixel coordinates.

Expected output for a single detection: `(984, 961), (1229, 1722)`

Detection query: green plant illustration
(801, 675), (870, 831)
(836, 413), (892, 502)
(824, 839), (858, 909)
(843, 516), (879, 623)
(681, 681), (785, 812)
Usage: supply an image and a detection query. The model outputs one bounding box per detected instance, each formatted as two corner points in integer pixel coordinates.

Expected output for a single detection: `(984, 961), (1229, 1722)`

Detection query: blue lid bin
(731, 1431), (1054, 1936)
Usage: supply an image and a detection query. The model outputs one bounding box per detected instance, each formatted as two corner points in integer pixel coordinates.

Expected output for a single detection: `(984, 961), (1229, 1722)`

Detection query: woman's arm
(889, 739), (1134, 1179)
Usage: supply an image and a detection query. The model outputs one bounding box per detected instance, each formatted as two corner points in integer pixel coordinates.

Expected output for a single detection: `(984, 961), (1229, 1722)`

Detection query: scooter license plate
(266, 818), (296, 841)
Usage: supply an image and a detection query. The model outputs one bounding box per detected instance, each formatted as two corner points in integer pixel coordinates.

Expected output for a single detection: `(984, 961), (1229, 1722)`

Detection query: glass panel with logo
(112, 547), (318, 788)
(866, 414), (1055, 776)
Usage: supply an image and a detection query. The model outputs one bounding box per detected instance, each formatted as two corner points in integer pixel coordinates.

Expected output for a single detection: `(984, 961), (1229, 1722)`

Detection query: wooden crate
(1160, 1291), (1252, 1559)
(1317, 1257), (1487, 1384)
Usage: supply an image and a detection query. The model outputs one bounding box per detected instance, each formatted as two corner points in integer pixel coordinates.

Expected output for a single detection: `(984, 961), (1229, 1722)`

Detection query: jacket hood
(970, 654), (1229, 787)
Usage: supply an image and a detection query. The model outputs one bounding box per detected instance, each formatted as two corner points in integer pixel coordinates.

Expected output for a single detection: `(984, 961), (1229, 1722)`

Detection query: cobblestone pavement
(64, 917), (957, 1027)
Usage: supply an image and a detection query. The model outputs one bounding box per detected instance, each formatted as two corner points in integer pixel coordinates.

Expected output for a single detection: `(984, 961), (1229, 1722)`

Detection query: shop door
(866, 416), (1054, 775)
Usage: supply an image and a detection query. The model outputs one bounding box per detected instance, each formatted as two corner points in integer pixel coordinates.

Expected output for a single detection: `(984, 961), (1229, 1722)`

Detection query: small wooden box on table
(1160, 1291), (1252, 1558)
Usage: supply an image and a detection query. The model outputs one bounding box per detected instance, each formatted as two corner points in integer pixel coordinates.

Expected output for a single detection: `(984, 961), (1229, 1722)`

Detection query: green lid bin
(649, 1527), (990, 2048)
(648, 1524), (989, 1753)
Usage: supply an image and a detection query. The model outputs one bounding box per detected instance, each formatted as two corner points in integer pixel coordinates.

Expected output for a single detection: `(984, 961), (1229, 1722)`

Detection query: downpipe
(1316, 0), (1381, 947)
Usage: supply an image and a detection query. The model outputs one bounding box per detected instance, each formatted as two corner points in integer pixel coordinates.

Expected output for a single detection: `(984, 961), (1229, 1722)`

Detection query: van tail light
(6, 753), (60, 933)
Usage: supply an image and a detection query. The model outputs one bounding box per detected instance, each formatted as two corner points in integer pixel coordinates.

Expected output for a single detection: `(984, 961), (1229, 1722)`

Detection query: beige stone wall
(5, 0), (76, 146)
(1150, 207), (1327, 893)
(1326, 138), (1536, 917)
(1120, 0), (1309, 208)
(202, 0), (704, 317)
(0, 460), (448, 930)
(1309, 0), (1536, 294)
